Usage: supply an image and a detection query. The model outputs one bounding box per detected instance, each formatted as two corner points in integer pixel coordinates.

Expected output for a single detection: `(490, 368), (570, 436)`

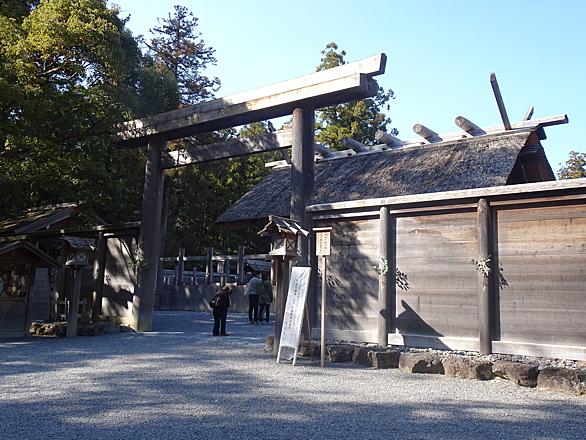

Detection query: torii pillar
(290, 105), (315, 264)
(132, 135), (166, 331)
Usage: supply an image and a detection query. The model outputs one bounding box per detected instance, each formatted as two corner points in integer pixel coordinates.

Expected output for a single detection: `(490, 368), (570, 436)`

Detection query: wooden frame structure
(114, 54), (387, 331)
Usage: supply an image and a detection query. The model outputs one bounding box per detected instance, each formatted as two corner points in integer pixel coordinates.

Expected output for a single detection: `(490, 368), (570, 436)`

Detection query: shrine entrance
(114, 54), (388, 348)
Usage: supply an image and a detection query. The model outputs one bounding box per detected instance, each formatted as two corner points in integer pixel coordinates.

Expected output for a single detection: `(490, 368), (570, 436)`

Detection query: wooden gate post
(92, 232), (107, 321)
(237, 245), (246, 284)
(132, 135), (166, 332)
(290, 105), (315, 266)
(378, 206), (389, 347)
(477, 198), (493, 355)
(205, 247), (214, 285)
(66, 268), (82, 338)
(175, 247), (185, 286)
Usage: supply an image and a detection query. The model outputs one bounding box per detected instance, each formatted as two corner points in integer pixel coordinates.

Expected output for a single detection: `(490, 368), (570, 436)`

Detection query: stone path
(0, 311), (584, 439)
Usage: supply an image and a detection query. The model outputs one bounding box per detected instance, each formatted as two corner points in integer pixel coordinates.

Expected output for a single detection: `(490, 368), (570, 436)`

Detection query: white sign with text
(277, 266), (311, 365)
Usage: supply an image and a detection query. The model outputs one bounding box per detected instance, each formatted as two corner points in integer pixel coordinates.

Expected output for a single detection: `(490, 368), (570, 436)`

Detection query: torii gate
(114, 54), (387, 331)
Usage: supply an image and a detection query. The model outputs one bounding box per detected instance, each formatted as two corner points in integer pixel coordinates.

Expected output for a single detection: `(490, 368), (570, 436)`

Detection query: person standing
(258, 273), (273, 324)
(245, 272), (262, 323)
(211, 285), (232, 336)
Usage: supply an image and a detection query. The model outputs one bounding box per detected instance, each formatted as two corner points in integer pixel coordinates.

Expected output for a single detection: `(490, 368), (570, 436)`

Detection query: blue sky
(115, 0), (585, 172)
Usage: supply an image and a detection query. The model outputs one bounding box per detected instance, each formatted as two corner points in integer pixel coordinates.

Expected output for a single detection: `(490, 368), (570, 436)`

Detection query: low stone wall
(265, 337), (586, 397)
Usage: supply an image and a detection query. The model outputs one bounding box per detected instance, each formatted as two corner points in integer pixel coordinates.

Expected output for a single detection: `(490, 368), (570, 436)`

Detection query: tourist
(211, 285), (232, 336)
(244, 271), (262, 323)
(258, 273), (273, 324)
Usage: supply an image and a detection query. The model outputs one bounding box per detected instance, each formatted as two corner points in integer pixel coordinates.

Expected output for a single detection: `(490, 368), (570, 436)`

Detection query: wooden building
(0, 203), (140, 336)
(0, 241), (60, 337)
(218, 117), (586, 361)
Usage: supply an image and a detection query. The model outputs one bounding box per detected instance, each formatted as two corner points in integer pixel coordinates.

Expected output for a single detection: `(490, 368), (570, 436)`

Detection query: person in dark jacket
(258, 273), (273, 324)
(211, 285), (232, 336)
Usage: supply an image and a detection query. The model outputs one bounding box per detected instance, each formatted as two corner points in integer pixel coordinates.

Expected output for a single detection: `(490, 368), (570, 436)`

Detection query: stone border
(264, 337), (586, 397)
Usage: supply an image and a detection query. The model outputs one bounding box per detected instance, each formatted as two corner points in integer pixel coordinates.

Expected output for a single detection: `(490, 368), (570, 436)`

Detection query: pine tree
(146, 5), (219, 105)
(315, 42), (397, 150)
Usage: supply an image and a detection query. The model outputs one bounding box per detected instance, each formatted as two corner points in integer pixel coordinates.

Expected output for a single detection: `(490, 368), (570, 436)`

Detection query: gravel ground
(1, 311), (584, 440)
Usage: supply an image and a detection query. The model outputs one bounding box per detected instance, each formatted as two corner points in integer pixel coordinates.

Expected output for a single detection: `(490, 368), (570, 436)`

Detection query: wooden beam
(490, 73), (511, 130)
(477, 198), (492, 355)
(413, 124), (442, 143)
(523, 106), (534, 121)
(455, 116), (487, 136)
(161, 129), (293, 169)
(306, 177), (586, 213)
(115, 54), (386, 147)
(314, 143), (334, 158)
(375, 130), (403, 147)
(342, 137), (369, 153)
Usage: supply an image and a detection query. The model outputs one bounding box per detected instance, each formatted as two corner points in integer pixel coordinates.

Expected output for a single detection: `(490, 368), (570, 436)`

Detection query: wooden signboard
(315, 230), (331, 256)
(276, 266), (311, 365)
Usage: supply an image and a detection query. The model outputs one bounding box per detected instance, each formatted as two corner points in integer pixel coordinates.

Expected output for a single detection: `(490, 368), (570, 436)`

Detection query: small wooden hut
(0, 241), (60, 337)
(0, 203), (140, 336)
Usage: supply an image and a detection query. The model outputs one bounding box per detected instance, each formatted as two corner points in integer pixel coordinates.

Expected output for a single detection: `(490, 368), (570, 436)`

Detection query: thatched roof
(217, 130), (554, 226)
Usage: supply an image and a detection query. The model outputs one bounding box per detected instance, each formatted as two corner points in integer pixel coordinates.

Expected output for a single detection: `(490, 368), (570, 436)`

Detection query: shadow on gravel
(1, 312), (584, 440)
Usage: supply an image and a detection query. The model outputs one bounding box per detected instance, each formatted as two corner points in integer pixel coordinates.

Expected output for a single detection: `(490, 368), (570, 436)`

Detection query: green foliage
(315, 42), (397, 150)
(146, 5), (219, 105)
(0, 0), (149, 221)
(558, 151), (586, 179)
(165, 123), (279, 255)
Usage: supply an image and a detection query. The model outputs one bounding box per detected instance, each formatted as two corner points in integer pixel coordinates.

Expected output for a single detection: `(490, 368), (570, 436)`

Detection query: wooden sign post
(314, 227), (332, 367)
(276, 266), (311, 365)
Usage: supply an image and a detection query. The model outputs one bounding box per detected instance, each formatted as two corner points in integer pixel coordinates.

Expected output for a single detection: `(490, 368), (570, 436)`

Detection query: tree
(558, 151), (586, 179)
(0, 0), (150, 221)
(315, 42), (397, 150)
(146, 5), (220, 105)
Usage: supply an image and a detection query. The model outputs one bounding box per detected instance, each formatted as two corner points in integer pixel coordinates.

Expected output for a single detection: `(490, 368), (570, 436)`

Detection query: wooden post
(92, 232), (107, 321)
(378, 206), (389, 347)
(156, 177), (170, 302)
(222, 258), (230, 285)
(237, 245), (245, 284)
(274, 257), (290, 356)
(205, 247), (213, 285)
(176, 247), (185, 286)
(388, 214), (397, 334)
(290, 105), (315, 266)
(477, 198), (492, 355)
(320, 255), (327, 367)
(132, 135), (165, 332)
(66, 268), (82, 338)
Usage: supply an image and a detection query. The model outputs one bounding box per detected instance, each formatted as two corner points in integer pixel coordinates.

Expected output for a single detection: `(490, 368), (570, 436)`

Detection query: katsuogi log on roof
(217, 130), (554, 227)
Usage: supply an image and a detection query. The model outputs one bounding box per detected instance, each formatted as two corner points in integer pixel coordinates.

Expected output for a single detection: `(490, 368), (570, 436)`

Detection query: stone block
(368, 350), (400, 369)
(298, 341), (319, 357)
(399, 352), (444, 374)
(443, 357), (493, 380)
(327, 345), (354, 363)
(537, 367), (586, 396)
(493, 361), (539, 387)
(352, 347), (372, 367)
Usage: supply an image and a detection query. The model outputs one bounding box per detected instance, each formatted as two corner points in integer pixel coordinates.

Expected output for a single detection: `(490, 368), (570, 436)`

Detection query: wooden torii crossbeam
(114, 54), (386, 148)
(116, 54), (388, 332)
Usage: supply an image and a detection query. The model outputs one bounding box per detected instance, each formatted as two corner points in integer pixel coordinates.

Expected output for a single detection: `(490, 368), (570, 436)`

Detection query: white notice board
(277, 266), (311, 365)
